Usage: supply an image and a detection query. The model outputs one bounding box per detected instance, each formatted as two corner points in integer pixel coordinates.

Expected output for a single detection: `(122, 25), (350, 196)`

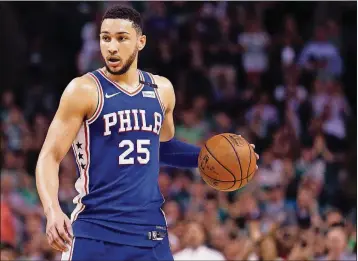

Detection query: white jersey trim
(61, 237), (76, 261)
(98, 69), (145, 96)
(70, 122), (91, 223)
(87, 73), (104, 124)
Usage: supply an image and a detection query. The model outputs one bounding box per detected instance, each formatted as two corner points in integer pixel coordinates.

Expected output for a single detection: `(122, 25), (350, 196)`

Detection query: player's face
(100, 19), (146, 75)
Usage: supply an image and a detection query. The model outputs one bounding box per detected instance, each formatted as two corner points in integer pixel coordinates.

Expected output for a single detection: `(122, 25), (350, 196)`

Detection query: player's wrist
(44, 203), (62, 217)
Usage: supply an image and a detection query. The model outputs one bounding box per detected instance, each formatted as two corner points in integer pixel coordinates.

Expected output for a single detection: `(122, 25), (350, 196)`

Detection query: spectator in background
(212, 111), (235, 135)
(256, 149), (284, 191)
(321, 227), (356, 261)
(298, 24), (343, 78)
(287, 229), (315, 261)
(279, 15), (302, 69)
(325, 208), (344, 228)
(77, 14), (102, 74)
(274, 71), (308, 118)
(17, 172), (39, 207)
(260, 181), (295, 226)
(0, 199), (16, 247)
(295, 145), (325, 189)
(0, 90), (15, 123)
(170, 170), (193, 210)
(211, 73), (238, 105)
(295, 185), (321, 228)
(158, 171), (172, 199)
(191, 96), (210, 124)
(145, 2), (173, 40)
(0, 2), (356, 260)
(186, 181), (206, 216)
(164, 200), (182, 228)
(176, 108), (207, 145)
(326, 19), (342, 51)
(3, 107), (29, 152)
(246, 93), (278, 140)
(58, 173), (77, 216)
(238, 18), (270, 79)
(23, 82), (56, 119)
(0, 243), (18, 261)
(275, 221), (298, 259)
(174, 221), (225, 260)
(209, 226), (230, 254)
(31, 113), (50, 152)
(320, 80), (350, 143)
(271, 122), (300, 160)
(154, 39), (177, 80)
(207, 15), (239, 96)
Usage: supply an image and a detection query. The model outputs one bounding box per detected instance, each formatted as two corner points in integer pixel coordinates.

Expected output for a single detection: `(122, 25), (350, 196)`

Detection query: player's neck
(103, 67), (139, 87)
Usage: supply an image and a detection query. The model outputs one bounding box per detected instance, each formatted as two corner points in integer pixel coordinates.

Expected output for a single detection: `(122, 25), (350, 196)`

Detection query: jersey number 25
(118, 140), (150, 165)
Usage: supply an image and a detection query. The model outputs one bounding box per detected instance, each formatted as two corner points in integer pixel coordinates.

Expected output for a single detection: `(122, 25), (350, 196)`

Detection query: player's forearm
(36, 154), (61, 215)
(159, 138), (201, 168)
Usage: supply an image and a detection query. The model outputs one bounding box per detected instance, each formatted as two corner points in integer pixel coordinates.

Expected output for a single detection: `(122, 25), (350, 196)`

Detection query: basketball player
(36, 5), (258, 261)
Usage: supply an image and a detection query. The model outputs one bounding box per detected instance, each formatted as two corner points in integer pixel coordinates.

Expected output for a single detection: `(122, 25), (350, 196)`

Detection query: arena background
(0, 1), (357, 260)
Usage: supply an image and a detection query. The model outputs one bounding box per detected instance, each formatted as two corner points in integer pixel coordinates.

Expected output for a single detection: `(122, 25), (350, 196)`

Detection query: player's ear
(137, 34), (146, 51)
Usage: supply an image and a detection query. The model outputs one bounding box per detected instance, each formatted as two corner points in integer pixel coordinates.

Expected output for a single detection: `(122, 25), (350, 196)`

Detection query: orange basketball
(198, 133), (257, 192)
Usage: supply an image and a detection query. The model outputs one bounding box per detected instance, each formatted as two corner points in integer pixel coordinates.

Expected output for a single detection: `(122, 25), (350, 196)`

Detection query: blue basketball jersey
(70, 69), (167, 247)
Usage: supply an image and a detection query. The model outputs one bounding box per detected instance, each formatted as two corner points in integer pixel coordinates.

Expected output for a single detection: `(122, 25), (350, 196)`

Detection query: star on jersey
(80, 163), (86, 170)
(78, 152), (84, 160)
(76, 142), (82, 149)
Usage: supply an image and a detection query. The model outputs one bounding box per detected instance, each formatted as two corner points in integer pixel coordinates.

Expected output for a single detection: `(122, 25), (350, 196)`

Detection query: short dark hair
(102, 5), (143, 34)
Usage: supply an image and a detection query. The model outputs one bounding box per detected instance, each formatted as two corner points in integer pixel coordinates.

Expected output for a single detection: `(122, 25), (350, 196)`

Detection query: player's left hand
(237, 135), (259, 171)
(249, 144), (259, 171)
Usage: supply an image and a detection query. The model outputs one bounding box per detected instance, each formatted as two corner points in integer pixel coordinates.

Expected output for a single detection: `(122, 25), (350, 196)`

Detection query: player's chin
(106, 64), (124, 74)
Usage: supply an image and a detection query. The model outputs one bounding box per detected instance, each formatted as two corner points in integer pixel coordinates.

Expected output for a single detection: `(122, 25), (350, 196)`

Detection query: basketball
(198, 133), (257, 191)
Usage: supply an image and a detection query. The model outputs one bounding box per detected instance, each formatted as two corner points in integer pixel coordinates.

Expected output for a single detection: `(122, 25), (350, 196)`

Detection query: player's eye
(118, 36), (127, 41)
(102, 36), (110, 42)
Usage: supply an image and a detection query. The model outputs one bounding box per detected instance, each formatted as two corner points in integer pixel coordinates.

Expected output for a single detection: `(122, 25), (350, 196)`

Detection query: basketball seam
(220, 135), (243, 189)
(200, 170), (236, 183)
(201, 171), (236, 190)
(245, 169), (256, 181)
(200, 151), (256, 182)
(201, 165), (256, 186)
(219, 170), (257, 191)
(204, 144), (237, 187)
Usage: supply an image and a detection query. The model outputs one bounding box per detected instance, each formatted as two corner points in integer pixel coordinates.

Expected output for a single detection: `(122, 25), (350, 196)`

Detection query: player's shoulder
(59, 73), (98, 114)
(149, 74), (175, 108)
(151, 74), (174, 91)
(69, 73), (97, 91)
(64, 73), (97, 97)
(153, 74), (173, 88)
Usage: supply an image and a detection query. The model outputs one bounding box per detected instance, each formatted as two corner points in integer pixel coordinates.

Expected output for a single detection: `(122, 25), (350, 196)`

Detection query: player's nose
(108, 43), (119, 55)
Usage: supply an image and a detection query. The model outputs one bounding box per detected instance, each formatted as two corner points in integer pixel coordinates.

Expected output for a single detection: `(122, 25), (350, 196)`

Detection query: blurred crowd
(0, 1), (357, 261)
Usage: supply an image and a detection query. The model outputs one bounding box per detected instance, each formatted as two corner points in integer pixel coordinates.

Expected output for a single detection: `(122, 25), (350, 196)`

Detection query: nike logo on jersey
(142, 91), (156, 98)
(105, 92), (121, 98)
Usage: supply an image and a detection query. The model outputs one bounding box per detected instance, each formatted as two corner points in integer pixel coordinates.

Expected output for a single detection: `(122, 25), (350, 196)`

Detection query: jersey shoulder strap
(139, 70), (158, 89)
(139, 70), (165, 115)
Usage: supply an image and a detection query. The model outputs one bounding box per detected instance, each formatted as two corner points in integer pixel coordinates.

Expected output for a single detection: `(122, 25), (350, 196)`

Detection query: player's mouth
(107, 57), (121, 67)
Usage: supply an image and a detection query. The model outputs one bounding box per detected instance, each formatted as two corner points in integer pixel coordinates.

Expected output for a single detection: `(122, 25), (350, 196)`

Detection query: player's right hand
(45, 208), (73, 252)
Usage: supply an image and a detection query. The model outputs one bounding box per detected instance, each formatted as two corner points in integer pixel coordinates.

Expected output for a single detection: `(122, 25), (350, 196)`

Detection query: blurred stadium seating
(0, 2), (356, 260)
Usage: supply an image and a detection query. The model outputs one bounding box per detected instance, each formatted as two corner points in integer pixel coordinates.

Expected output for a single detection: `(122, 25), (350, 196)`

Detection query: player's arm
(36, 76), (96, 251)
(156, 75), (176, 142)
(155, 75), (201, 168)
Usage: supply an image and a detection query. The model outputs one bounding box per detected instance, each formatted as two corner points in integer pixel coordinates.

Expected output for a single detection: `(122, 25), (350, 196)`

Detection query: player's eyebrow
(100, 31), (130, 35)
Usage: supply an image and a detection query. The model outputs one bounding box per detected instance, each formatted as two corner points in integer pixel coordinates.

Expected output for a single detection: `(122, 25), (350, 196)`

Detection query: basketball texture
(198, 133), (257, 192)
